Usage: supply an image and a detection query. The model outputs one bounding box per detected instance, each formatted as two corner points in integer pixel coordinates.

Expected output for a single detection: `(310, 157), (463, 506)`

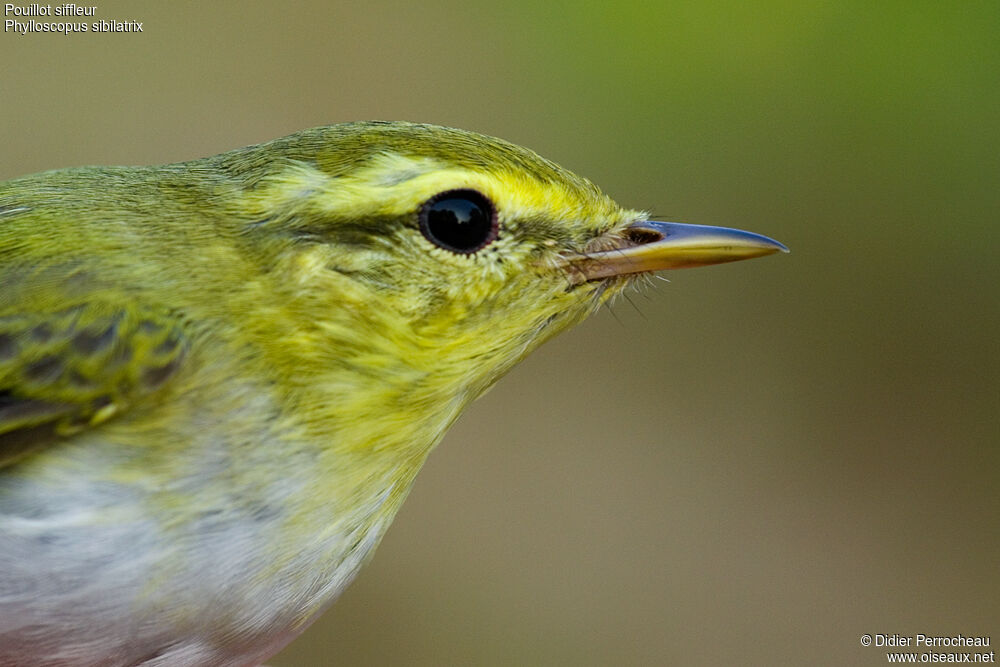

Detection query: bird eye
(419, 189), (498, 254)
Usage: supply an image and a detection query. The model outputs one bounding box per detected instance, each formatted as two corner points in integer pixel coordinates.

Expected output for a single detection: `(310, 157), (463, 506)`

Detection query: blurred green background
(2, 1), (997, 664)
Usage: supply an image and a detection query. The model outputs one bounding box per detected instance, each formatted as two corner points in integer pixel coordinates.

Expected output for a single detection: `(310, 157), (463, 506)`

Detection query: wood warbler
(0, 121), (786, 666)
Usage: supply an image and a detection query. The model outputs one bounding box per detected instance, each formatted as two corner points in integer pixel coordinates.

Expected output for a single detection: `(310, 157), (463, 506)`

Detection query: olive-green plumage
(0, 122), (784, 666)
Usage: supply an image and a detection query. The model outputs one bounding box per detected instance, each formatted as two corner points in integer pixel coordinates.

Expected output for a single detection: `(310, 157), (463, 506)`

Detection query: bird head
(223, 122), (785, 420)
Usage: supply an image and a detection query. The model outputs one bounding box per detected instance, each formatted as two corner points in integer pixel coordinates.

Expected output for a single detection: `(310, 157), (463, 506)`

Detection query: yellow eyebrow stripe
(240, 152), (624, 228)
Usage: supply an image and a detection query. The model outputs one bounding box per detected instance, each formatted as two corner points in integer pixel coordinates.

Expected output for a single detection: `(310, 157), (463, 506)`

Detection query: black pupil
(421, 191), (495, 254)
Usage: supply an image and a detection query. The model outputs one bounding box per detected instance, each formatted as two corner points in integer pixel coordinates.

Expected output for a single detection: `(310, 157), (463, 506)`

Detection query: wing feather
(0, 302), (187, 468)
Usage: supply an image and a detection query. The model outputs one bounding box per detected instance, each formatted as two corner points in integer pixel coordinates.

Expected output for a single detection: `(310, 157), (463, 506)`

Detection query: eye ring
(418, 189), (498, 254)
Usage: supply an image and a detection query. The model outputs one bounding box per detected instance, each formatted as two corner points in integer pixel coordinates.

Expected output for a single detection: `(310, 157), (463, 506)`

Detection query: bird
(0, 121), (786, 666)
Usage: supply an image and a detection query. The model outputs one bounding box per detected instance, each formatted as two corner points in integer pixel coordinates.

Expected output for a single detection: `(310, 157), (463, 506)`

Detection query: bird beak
(565, 220), (788, 283)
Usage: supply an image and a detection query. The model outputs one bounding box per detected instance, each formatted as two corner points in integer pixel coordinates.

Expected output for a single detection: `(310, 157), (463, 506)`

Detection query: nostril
(624, 226), (664, 245)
